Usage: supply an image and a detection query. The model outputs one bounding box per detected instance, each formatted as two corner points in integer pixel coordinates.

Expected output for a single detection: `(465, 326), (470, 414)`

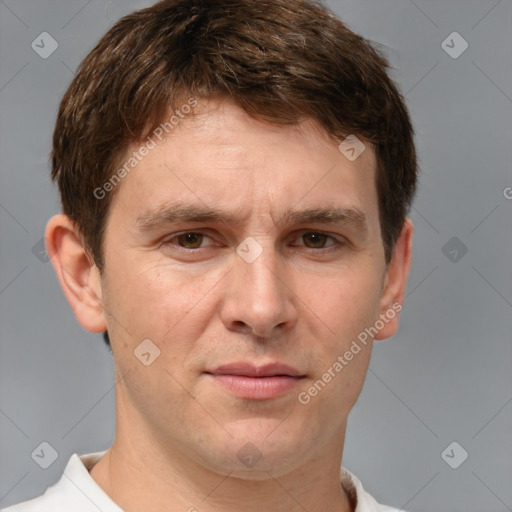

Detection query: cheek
(295, 272), (380, 420)
(103, 259), (222, 348)
(295, 262), (383, 344)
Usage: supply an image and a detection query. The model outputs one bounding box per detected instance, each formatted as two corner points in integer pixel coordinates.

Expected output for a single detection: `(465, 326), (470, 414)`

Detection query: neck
(89, 385), (354, 512)
(90, 443), (353, 512)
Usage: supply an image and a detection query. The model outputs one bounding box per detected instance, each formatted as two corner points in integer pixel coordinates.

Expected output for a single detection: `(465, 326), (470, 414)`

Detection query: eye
(163, 232), (212, 250)
(296, 232), (338, 249)
(178, 232), (204, 249)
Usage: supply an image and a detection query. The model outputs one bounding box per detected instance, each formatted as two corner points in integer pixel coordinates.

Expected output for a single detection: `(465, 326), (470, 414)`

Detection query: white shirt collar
(4, 451), (402, 512)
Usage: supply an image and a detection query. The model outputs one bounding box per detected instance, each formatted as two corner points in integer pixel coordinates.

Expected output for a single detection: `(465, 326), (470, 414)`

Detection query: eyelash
(161, 231), (343, 253)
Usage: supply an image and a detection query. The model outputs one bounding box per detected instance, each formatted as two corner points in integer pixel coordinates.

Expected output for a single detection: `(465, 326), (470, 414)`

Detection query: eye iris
(304, 233), (327, 248)
(178, 233), (203, 248)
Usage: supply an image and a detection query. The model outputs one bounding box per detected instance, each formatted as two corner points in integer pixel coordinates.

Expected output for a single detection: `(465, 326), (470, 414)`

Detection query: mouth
(204, 362), (306, 400)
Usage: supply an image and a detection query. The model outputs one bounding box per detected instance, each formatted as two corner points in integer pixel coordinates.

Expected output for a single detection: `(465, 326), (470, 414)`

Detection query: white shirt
(2, 451), (404, 512)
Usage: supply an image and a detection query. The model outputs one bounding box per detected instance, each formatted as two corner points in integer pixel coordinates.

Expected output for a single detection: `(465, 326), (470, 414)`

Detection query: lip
(205, 362), (306, 400)
(208, 362), (304, 378)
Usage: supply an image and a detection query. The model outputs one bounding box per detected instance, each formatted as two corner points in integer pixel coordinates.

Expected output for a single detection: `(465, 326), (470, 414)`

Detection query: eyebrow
(135, 202), (368, 234)
(136, 203), (245, 231)
(278, 206), (367, 230)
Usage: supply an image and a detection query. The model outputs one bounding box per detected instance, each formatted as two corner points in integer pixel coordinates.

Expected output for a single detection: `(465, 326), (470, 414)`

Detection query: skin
(46, 97), (413, 512)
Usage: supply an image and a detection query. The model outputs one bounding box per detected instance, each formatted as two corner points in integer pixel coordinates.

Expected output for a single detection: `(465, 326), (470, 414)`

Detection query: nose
(219, 243), (298, 339)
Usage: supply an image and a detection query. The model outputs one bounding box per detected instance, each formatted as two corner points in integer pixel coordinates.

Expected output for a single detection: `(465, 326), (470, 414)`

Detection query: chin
(206, 427), (305, 478)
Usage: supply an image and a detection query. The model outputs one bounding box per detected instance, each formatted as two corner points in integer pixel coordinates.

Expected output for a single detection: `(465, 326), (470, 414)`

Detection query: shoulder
(1, 451), (122, 512)
(341, 466), (406, 512)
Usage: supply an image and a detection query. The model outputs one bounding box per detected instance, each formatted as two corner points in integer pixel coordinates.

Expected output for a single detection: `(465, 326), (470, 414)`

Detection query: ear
(45, 213), (107, 333)
(374, 218), (413, 341)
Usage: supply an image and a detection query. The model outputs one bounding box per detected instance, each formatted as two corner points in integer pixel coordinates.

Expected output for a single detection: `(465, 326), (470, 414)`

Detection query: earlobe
(374, 218), (413, 341)
(45, 213), (107, 333)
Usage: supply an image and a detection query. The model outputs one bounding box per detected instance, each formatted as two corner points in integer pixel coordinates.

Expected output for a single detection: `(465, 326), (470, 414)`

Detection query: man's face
(98, 98), (391, 477)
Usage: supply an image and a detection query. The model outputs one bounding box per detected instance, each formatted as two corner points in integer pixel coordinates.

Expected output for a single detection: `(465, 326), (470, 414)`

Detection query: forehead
(106, 97), (379, 231)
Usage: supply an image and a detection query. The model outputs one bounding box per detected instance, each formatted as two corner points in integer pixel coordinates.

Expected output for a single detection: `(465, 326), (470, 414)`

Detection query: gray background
(1, 0), (511, 510)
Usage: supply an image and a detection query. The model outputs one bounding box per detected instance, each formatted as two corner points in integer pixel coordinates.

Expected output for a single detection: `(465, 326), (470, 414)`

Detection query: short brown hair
(51, 0), (417, 274)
